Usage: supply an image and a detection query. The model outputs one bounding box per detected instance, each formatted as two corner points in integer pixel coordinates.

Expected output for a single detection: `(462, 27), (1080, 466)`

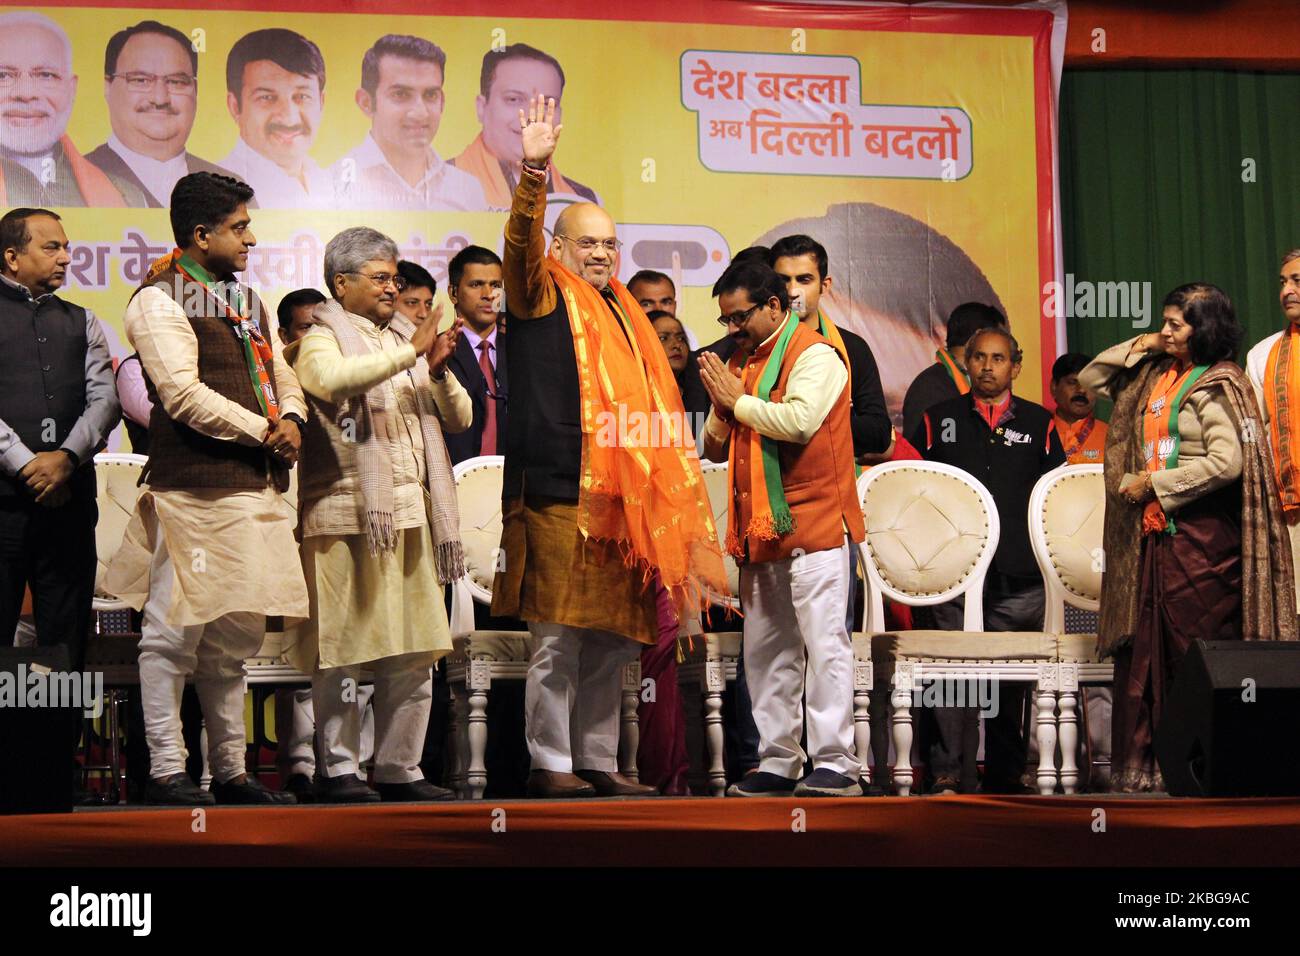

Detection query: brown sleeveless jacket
(132, 262), (287, 492)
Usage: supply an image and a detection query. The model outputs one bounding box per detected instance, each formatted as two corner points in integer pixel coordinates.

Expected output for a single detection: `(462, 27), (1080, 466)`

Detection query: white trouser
(277, 686), (375, 778)
(741, 538), (859, 780)
(138, 539), (265, 783)
(524, 622), (641, 773)
(313, 654), (430, 784)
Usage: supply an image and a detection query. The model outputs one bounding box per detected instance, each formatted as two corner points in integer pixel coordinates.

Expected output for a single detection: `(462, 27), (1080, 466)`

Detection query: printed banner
(0, 0), (1065, 449)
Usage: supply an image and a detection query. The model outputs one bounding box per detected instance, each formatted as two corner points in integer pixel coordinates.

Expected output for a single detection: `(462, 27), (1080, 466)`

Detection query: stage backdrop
(0, 0), (1066, 447)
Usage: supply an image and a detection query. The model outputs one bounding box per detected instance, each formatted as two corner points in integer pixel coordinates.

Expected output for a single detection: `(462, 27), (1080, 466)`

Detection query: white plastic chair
(857, 461), (1059, 795)
(1029, 463), (1109, 794)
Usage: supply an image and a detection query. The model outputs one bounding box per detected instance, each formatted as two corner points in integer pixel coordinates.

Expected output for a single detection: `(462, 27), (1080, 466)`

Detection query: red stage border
(4, 794), (1299, 867)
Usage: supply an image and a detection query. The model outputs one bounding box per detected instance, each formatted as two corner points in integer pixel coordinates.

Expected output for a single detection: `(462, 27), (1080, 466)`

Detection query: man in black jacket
(908, 326), (1065, 794)
(441, 245), (507, 464)
(0, 206), (121, 766)
(770, 234), (892, 459)
(901, 301), (1006, 441)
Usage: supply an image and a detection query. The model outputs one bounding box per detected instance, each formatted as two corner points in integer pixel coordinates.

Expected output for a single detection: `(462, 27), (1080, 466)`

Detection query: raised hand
(410, 301), (446, 355)
(519, 93), (563, 167)
(428, 314), (464, 379)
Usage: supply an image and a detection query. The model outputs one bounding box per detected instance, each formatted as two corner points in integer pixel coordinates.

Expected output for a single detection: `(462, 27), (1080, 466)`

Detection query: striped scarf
(725, 313), (799, 555)
(1264, 325), (1300, 514)
(310, 299), (464, 582)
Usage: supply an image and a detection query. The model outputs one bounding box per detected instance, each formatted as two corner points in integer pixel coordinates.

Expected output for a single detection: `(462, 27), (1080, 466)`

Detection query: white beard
(0, 95), (74, 156)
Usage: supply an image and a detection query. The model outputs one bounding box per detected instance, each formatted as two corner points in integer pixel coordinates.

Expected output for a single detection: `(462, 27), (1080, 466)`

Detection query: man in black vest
(908, 327), (1065, 794)
(0, 207), (120, 753)
(443, 244), (507, 464)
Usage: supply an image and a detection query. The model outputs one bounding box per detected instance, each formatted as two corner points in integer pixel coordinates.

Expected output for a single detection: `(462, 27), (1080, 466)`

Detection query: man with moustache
(1247, 247), (1300, 614)
(453, 44), (598, 208)
(494, 95), (723, 798)
(902, 301), (1008, 441)
(1050, 352), (1107, 465)
(87, 21), (240, 208)
(220, 29), (331, 209)
(105, 172), (309, 805)
(0, 12), (143, 207)
(909, 327), (1065, 794)
(335, 35), (486, 211)
(443, 245), (507, 465)
(0, 207), (120, 793)
(698, 263), (865, 797)
(628, 270), (677, 317)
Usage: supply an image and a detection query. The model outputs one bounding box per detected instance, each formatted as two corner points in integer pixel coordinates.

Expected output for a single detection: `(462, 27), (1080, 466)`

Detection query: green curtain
(1059, 69), (1300, 364)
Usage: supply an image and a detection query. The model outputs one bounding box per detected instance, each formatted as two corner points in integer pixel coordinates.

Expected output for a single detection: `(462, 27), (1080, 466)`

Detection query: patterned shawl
(311, 299), (464, 583)
(1098, 354), (1296, 657)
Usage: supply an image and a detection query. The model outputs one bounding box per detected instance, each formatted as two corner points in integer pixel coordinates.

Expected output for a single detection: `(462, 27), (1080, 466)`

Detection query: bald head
(551, 202), (618, 291)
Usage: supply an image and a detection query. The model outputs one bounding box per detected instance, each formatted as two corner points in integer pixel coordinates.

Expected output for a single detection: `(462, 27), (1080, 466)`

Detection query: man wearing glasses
(492, 95), (724, 799)
(0, 12), (144, 207)
(88, 21), (242, 209)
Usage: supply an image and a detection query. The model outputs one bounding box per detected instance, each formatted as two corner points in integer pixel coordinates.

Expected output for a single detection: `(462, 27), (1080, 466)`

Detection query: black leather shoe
(282, 773), (316, 803)
(145, 772), (216, 806)
(212, 775), (297, 805)
(375, 779), (456, 802)
(315, 773), (381, 803)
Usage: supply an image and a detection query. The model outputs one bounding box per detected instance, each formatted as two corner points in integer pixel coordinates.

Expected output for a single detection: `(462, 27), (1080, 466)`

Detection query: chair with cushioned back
(1029, 463), (1109, 794)
(445, 455), (642, 799)
(675, 461), (741, 797)
(87, 453), (149, 800)
(856, 460), (1059, 796)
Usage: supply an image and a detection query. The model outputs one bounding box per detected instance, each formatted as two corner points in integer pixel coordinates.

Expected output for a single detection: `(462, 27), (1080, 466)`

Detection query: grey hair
(966, 326), (1023, 364)
(323, 227), (400, 297)
(1282, 249), (1300, 270)
(0, 13), (73, 72)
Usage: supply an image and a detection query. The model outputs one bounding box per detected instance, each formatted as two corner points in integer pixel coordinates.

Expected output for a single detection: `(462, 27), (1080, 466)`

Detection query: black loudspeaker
(0, 645), (76, 814)
(1155, 640), (1300, 797)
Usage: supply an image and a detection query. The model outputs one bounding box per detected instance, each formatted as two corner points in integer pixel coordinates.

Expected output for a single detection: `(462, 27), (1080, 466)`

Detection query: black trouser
(0, 481), (98, 749)
(914, 573), (1045, 789)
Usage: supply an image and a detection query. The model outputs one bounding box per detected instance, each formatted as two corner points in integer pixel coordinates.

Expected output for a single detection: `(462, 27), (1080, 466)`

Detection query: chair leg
(890, 664), (915, 796)
(853, 660), (872, 787)
(466, 687), (488, 800)
(1035, 667), (1059, 795)
(619, 661), (641, 782)
(704, 661), (726, 797)
(853, 688), (871, 788)
(448, 682), (469, 799)
(1057, 664), (1080, 795)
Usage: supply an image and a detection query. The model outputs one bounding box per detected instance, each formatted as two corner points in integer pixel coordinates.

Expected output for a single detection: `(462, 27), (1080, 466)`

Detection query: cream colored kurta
(104, 285), (309, 628)
(1246, 329), (1300, 611)
(286, 315), (471, 671)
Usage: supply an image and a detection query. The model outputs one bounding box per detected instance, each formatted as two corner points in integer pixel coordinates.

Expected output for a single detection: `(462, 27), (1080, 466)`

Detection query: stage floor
(3, 793), (1298, 866)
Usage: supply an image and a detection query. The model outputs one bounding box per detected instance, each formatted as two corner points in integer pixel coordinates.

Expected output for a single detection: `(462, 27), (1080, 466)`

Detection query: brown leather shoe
(575, 770), (659, 797)
(527, 770), (597, 798)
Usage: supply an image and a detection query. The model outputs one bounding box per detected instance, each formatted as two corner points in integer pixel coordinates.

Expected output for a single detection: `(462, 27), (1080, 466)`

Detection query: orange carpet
(3, 795), (1299, 867)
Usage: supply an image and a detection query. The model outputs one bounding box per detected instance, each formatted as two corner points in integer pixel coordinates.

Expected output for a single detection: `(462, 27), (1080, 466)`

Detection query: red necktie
(478, 339), (498, 455)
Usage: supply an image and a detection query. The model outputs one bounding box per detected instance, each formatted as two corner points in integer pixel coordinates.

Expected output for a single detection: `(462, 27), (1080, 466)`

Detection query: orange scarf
(936, 347), (971, 395)
(547, 256), (726, 619)
(0, 136), (126, 207)
(1140, 364), (1205, 534)
(1265, 325), (1300, 514)
(453, 132), (579, 207)
(1055, 413), (1106, 464)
